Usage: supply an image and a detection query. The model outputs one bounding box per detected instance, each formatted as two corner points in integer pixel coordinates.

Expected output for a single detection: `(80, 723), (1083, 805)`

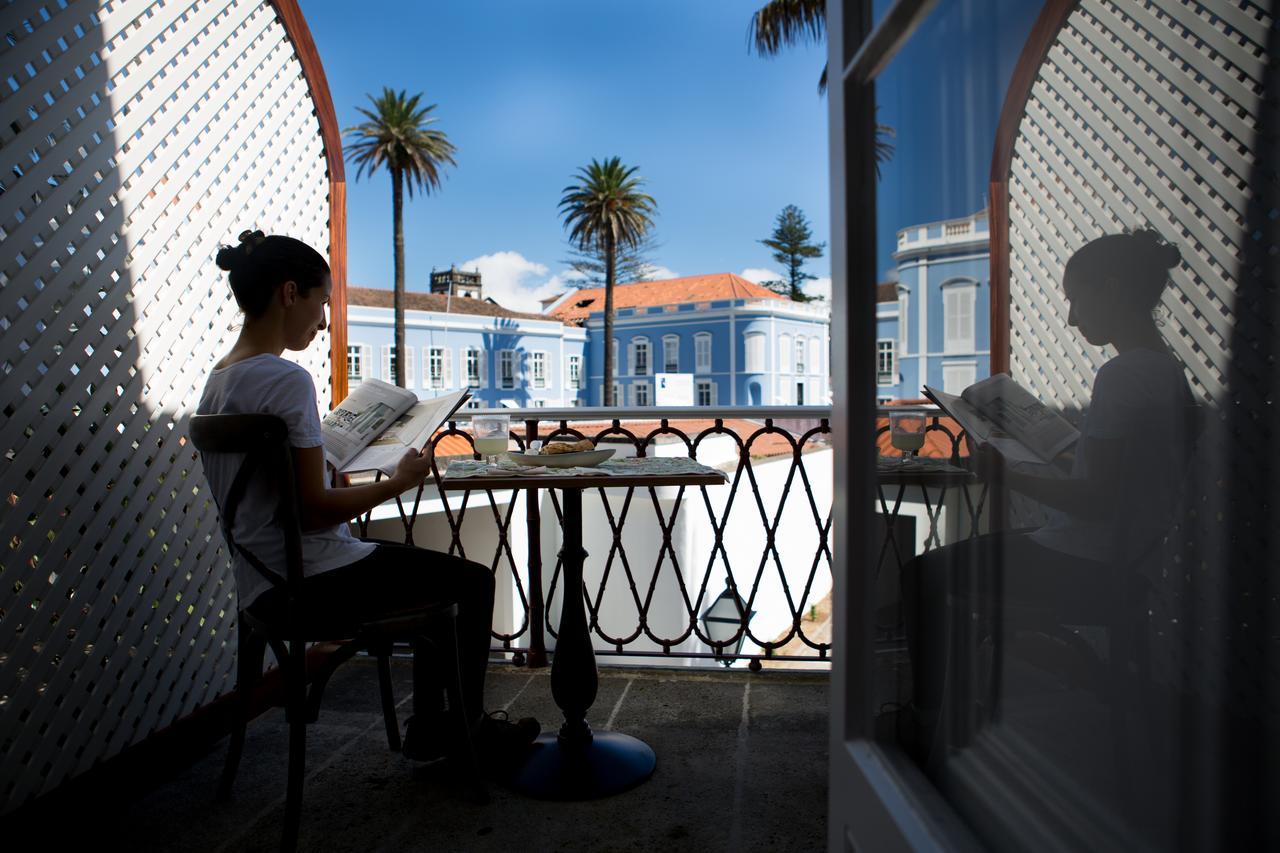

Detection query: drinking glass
(472, 414), (510, 466)
(889, 411), (927, 466)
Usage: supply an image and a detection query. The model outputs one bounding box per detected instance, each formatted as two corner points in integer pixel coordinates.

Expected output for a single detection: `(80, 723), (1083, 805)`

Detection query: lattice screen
(0, 0), (336, 810)
(1006, 0), (1272, 408)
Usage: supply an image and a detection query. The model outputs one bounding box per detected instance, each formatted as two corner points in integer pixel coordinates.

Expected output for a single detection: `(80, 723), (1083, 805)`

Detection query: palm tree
(559, 157), (657, 406)
(749, 0), (895, 171)
(344, 88), (456, 388)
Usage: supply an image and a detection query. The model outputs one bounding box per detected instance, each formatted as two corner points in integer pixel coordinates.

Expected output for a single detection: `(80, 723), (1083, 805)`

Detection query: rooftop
(65, 660), (829, 852)
(548, 273), (784, 324)
(348, 286), (564, 324)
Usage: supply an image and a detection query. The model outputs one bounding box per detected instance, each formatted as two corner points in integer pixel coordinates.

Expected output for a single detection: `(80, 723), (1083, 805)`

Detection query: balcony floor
(98, 659), (828, 852)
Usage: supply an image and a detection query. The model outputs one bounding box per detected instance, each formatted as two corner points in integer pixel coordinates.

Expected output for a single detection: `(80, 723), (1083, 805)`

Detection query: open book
(321, 379), (470, 475)
(923, 373), (1078, 466)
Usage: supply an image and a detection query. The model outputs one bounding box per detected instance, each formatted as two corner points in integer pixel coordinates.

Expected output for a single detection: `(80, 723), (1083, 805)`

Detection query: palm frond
(559, 157), (657, 254)
(748, 0), (826, 57)
(342, 87), (457, 195)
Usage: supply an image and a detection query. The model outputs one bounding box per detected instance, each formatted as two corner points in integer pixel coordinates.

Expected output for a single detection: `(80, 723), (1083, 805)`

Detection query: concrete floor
(94, 659), (828, 852)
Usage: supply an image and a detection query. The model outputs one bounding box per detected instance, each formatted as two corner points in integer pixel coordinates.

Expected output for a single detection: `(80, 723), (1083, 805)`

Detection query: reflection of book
(320, 379), (469, 474)
(923, 374), (1078, 465)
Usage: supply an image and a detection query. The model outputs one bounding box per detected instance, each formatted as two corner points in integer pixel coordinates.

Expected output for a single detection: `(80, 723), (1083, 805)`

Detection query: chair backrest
(189, 413), (304, 597)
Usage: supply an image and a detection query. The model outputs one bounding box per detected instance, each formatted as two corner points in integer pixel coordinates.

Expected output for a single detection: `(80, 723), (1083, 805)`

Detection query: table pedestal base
(505, 732), (656, 800)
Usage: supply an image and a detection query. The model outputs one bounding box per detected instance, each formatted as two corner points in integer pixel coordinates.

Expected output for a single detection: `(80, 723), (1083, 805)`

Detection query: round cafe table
(441, 457), (728, 799)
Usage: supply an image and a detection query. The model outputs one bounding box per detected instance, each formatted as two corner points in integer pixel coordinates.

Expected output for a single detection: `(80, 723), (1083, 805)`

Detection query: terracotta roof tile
(348, 286), (563, 324)
(876, 282), (899, 303)
(549, 273), (785, 324)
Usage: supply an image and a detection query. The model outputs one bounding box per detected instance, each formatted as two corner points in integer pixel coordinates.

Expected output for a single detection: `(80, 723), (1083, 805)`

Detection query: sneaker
(400, 714), (449, 762)
(474, 710), (540, 763)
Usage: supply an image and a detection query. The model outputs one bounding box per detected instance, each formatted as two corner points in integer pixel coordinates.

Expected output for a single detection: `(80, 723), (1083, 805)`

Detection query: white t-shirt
(1030, 348), (1194, 564)
(197, 354), (375, 607)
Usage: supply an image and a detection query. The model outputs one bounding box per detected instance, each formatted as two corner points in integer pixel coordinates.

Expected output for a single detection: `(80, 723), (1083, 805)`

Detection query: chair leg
(281, 640), (308, 853)
(218, 629), (267, 801)
(437, 620), (488, 805)
(374, 641), (401, 751)
(305, 642), (361, 724)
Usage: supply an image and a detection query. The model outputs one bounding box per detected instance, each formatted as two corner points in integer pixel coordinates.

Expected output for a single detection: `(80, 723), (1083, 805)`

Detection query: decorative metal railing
(354, 405), (985, 668)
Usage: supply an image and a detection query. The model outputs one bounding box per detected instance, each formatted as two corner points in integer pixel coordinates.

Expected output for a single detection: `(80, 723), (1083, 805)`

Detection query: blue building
(345, 286), (588, 408)
(875, 211), (991, 401)
(547, 273), (831, 406)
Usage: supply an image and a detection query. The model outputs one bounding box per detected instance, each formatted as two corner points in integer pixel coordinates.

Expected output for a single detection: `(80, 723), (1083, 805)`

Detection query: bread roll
(542, 439), (594, 455)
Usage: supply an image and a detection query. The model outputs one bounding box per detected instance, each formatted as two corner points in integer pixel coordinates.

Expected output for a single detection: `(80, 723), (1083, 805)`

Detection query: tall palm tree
(344, 88), (456, 388)
(749, 0), (896, 170)
(559, 157), (657, 406)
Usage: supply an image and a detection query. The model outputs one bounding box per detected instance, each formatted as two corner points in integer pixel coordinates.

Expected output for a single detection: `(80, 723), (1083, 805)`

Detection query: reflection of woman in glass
(901, 229), (1195, 759)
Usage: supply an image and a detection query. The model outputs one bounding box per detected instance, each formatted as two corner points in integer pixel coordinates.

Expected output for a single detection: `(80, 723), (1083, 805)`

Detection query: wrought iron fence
(353, 405), (985, 669)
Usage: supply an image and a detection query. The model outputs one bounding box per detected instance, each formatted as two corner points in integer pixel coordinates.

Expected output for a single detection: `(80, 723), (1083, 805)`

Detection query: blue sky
(304, 1), (1039, 310)
(306, 0), (832, 311)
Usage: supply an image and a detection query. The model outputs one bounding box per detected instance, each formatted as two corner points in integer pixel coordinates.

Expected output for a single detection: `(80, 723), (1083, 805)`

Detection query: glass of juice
(889, 411), (927, 466)
(472, 414), (510, 466)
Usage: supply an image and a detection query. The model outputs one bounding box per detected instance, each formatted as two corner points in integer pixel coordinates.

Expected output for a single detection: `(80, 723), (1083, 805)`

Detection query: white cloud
(460, 251), (565, 313)
(638, 264), (679, 281)
(741, 267), (831, 301)
(805, 276), (832, 301)
(740, 267), (783, 285)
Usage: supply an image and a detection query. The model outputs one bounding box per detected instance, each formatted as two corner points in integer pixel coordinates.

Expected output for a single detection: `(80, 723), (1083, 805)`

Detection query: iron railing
(354, 405), (985, 669)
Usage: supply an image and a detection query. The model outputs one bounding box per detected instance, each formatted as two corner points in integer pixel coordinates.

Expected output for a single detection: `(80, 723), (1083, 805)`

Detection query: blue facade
(583, 297), (831, 406)
(346, 302), (588, 408)
(876, 211), (991, 401)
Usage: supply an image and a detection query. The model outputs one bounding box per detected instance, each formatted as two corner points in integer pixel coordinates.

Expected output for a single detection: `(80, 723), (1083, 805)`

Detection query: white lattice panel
(1007, 0), (1272, 407)
(0, 0), (335, 810)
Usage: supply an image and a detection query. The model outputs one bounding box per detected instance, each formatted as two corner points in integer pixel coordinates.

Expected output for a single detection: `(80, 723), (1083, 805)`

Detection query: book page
(321, 378), (419, 470)
(959, 374), (1079, 462)
(340, 388), (470, 475)
(922, 385), (1044, 465)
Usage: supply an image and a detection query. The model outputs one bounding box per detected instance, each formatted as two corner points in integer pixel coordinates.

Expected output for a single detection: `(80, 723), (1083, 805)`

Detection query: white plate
(507, 448), (615, 468)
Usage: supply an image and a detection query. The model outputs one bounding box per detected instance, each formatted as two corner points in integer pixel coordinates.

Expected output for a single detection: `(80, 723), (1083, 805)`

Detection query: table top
(440, 456), (729, 491)
(876, 455), (976, 487)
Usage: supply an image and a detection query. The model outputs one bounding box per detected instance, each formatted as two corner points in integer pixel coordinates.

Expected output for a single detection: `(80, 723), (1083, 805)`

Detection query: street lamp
(701, 587), (754, 667)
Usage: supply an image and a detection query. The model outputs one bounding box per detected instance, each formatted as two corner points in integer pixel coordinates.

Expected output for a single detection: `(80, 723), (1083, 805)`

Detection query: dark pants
(901, 530), (1111, 711)
(254, 541), (495, 723)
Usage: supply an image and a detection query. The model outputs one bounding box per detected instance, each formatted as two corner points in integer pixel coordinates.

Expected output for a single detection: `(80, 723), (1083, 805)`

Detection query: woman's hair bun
(215, 229), (268, 272)
(1130, 228), (1181, 271)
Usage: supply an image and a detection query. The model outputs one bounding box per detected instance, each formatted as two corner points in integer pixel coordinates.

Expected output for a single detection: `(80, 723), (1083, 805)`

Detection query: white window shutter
(405, 347), (416, 388)
(480, 350), (488, 389)
(443, 348), (453, 389)
(361, 344), (371, 380)
(381, 344), (392, 382)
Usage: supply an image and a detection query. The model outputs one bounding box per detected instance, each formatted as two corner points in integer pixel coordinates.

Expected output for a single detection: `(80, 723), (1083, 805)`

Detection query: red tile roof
(549, 273), (785, 324)
(348, 286), (563, 323)
(877, 282), (899, 303)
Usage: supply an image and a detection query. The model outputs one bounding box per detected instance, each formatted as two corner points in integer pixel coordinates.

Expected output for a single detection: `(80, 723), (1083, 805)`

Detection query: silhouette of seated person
(900, 230), (1195, 760)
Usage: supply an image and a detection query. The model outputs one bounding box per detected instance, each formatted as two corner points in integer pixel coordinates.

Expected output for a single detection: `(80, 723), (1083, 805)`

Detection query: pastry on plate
(541, 439), (595, 455)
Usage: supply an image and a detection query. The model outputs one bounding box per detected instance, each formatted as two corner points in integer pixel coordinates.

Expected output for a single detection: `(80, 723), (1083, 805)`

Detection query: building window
(744, 332), (765, 373)
(428, 346), (450, 390)
(632, 382), (651, 406)
(694, 333), (712, 373)
(778, 334), (792, 374)
(942, 361), (976, 394)
(347, 344), (365, 384)
(696, 379), (715, 406)
(612, 382), (621, 406)
(877, 340), (896, 385)
(567, 354), (582, 389)
(943, 281), (977, 353)
(663, 335), (680, 373)
(795, 336), (806, 373)
(465, 347), (484, 388)
(632, 338), (650, 376)
(382, 345), (414, 386)
(465, 399), (484, 410)
(498, 350), (516, 389)
(796, 381), (805, 405)
(531, 351), (547, 389)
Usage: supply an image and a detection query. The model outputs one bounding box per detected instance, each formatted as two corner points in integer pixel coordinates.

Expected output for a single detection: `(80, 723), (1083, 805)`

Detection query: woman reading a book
(197, 231), (537, 764)
(901, 229), (1195, 762)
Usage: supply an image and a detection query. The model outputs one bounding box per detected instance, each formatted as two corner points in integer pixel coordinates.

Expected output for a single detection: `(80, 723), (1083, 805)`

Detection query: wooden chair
(189, 413), (483, 851)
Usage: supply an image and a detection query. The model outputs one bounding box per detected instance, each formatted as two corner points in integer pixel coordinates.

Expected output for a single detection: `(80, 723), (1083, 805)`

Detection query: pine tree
(759, 205), (825, 302)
